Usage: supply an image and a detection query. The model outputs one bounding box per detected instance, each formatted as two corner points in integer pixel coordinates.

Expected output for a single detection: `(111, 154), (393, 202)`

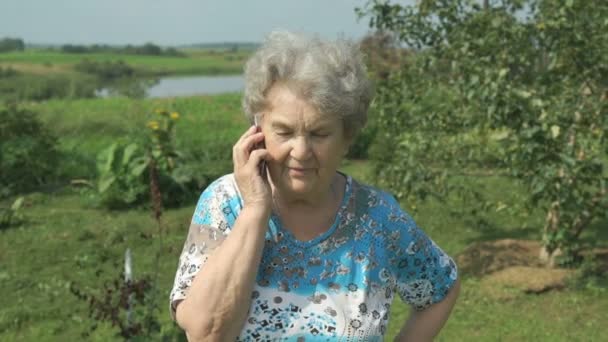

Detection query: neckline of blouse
(269, 171), (353, 248)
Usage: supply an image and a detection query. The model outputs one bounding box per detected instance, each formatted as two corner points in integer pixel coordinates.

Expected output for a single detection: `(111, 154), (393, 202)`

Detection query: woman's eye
(312, 132), (329, 138)
(276, 131), (291, 137)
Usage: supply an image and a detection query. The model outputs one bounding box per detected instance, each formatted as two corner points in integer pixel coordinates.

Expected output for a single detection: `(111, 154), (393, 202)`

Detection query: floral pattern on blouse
(170, 173), (458, 341)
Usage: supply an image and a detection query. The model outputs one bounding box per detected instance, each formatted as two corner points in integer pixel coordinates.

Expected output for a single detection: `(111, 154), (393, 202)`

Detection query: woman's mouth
(287, 167), (313, 176)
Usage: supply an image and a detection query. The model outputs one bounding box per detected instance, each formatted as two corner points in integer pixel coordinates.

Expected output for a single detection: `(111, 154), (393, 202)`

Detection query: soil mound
(456, 239), (543, 277)
(456, 239), (607, 296)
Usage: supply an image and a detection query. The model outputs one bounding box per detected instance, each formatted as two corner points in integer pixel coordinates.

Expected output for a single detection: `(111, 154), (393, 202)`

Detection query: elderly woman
(169, 30), (459, 341)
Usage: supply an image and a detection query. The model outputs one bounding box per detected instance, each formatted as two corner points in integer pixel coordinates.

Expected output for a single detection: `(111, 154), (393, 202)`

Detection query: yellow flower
(147, 120), (160, 130)
(170, 112), (180, 120)
(536, 22), (545, 31)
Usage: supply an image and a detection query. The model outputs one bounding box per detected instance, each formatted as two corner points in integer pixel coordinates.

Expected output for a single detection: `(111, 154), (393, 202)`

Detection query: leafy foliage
(359, 31), (410, 80)
(96, 142), (150, 209)
(347, 120), (378, 159)
(75, 59), (136, 80)
(0, 105), (61, 197)
(359, 0), (608, 262)
(94, 109), (216, 209)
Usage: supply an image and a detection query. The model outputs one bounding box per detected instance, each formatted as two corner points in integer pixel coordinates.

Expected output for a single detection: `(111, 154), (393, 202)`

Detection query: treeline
(60, 42), (184, 57)
(180, 42), (259, 52)
(0, 38), (25, 53)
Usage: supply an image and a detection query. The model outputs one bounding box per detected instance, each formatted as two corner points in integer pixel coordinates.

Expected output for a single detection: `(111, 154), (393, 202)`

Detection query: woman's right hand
(232, 125), (272, 214)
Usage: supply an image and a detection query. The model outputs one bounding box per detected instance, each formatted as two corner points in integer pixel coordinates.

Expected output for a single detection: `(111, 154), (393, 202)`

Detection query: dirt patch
(456, 239), (544, 277)
(483, 266), (572, 293)
(456, 239), (607, 297)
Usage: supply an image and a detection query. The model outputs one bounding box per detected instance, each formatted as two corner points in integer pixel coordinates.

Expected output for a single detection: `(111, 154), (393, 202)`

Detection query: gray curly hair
(242, 30), (373, 139)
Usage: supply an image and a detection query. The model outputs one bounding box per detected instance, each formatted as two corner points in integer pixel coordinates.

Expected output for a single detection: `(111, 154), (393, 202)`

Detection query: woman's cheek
(266, 138), (290, 161)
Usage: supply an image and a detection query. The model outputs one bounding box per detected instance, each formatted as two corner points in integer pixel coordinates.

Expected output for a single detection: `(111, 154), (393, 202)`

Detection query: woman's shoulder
(195, 173), (242, 205)
(200, 173), (238, 194)
(345, 175), (414, 227)
(192, 173), (242, 226)
(347, 175), (402, 210)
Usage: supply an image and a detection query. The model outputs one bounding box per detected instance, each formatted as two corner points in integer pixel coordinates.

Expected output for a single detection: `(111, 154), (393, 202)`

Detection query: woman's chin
(283, 177), (316, 194)
(286, 182), (313, 194)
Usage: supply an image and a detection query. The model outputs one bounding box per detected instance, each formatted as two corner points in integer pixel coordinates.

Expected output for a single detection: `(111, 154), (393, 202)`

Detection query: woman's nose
(290, 135), (313, 160)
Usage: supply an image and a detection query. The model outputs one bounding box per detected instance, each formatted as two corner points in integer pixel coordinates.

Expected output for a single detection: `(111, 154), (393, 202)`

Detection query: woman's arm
(175, 205), (269, 341)
(394, 277), (461, 342)
(175, 125), (272, 341)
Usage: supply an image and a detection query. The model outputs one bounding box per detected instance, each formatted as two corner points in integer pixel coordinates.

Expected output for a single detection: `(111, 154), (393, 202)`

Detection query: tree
(358, 0), (608, 265)
(0, 37), (25, 52)
(359, 31), (410, 80)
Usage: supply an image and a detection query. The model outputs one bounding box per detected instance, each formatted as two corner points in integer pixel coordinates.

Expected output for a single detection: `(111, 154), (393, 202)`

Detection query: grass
(0, 49), (249, 76)
(1, 94), (607, 341)
(25, 93), (246, 179)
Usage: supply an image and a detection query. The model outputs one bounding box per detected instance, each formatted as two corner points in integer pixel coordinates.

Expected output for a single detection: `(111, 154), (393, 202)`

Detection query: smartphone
(253, 114), (267, 179)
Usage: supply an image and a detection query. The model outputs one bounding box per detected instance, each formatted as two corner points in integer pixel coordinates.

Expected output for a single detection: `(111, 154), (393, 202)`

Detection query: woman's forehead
(263, 85), (338, 126)
(267, 113), (338, 129)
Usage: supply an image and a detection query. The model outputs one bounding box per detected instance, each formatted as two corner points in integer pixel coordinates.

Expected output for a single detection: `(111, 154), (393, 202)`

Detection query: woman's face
(260, 84), (350, 200)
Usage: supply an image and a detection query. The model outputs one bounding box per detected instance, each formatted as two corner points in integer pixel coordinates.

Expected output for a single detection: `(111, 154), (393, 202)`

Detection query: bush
(0, 74), (97, 101)
(347, 117), (378, 159)
(92, 109), (223, 210)
(93, 142), (231, 210)
(75, 59), (136, 80)
(0, 105), (61, 197)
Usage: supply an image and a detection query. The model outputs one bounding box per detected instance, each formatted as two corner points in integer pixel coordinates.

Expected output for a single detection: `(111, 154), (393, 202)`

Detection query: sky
(0, 0), (393, 46)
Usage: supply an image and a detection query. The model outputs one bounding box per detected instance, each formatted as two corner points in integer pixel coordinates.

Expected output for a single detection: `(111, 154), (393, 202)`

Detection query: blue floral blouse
(170, 173), (458, 341)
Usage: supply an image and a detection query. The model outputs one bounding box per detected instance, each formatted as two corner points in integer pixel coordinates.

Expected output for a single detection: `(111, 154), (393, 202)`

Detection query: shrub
(0, 105), (61, 197)
(347, 116), (378, 159)
(0, 74), (97, 101)
(95, 142), (150, 209)
(74, 59), (136, 81)
(93, 109), (223, 210)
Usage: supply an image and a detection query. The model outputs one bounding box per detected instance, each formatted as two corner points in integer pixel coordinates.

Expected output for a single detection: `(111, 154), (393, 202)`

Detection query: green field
(1, 94), (607, 341)
(0, 49), (248, 76)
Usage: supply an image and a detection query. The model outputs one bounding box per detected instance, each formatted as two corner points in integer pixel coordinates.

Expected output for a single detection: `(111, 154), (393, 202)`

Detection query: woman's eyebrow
(270, 120), (334, 130)
(270, 121), (292, 130)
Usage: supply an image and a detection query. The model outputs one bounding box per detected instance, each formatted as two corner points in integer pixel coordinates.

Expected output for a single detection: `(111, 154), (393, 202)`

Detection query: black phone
(253, 114), (267, 178)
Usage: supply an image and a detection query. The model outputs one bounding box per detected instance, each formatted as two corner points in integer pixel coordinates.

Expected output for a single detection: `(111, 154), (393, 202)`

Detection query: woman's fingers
(233, 127), (272, 209)
(241, 124), (257, 138)
(233, 131), (265, 167)
(236, 125), (257, 145)
(247, 149), (269, 170)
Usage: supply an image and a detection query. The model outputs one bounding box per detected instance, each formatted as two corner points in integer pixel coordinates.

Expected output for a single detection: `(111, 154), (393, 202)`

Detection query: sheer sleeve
(168, 176), (240, 320)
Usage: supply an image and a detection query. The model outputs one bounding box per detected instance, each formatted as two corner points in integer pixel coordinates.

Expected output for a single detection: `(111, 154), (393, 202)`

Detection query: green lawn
(1, 94), (607, 341)
(0, 49), (248, 76)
